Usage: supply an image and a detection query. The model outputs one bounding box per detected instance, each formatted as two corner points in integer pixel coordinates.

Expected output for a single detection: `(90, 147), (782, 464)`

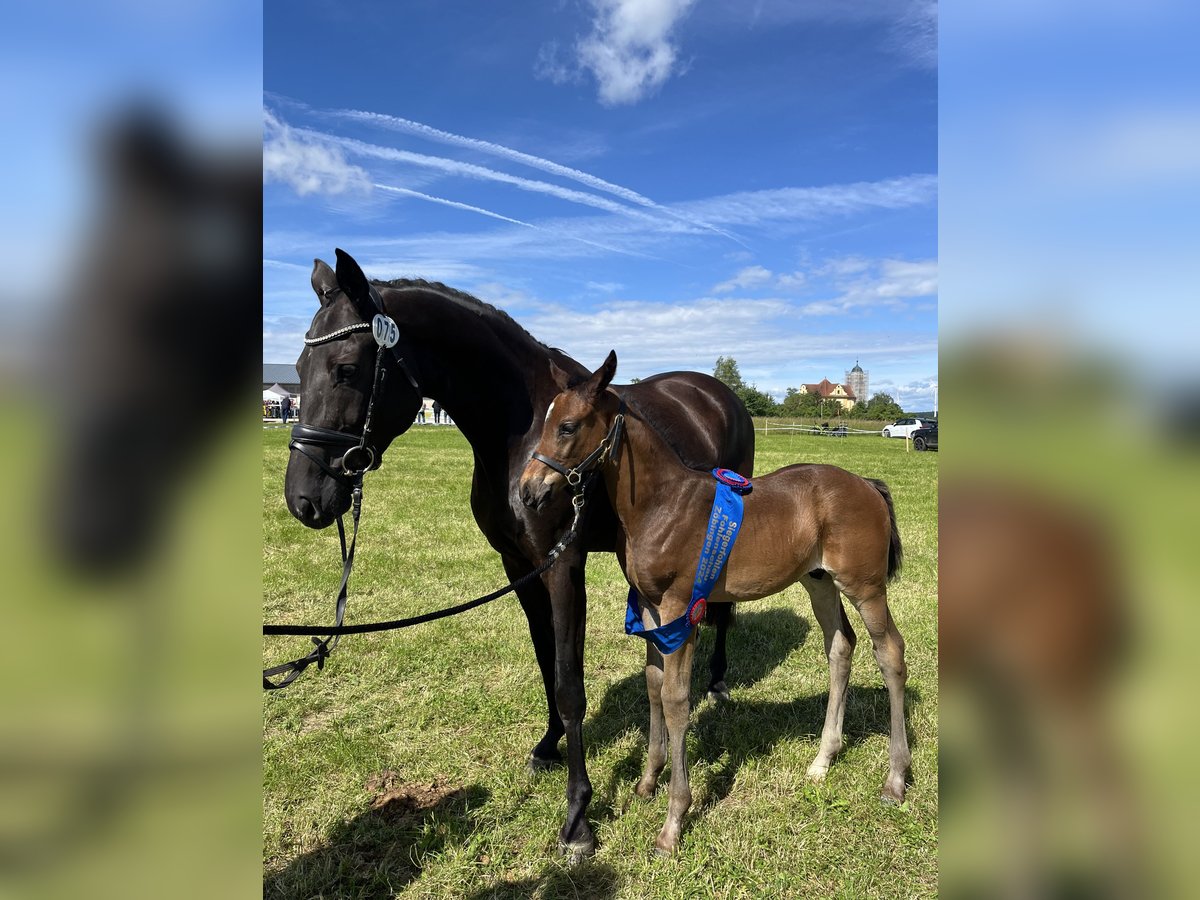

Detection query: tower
(845, 360), (868, 405)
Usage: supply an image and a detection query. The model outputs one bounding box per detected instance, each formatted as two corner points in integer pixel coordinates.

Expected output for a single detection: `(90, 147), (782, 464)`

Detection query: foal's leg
(655, 630), (697, 855)
(636, 643), (667, 798)
(801, 573), (857, 780)
(845, 585), (911, 802)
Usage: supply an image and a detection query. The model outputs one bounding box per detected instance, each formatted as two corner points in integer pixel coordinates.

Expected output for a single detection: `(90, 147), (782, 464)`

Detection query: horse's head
(284, 249), (423, 528)
(49, 109), (259, 571)
(520, 350), (620, 511)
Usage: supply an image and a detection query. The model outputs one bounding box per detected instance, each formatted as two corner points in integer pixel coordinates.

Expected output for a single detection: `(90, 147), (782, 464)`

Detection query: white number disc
(372, 314), (399, 348)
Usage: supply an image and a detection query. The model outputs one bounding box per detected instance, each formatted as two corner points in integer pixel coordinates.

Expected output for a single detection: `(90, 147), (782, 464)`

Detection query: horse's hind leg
(636, 643), (667, 798)
(705, 602), (733, 701)
(844, 585), (910, 802)
(802, 572), (857, 780)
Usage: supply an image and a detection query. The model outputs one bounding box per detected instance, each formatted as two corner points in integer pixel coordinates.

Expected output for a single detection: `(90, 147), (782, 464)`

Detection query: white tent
(263, 383), (292, 400)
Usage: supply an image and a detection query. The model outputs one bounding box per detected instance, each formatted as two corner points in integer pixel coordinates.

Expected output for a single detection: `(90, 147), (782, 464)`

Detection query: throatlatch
(625, 468), (752, 654)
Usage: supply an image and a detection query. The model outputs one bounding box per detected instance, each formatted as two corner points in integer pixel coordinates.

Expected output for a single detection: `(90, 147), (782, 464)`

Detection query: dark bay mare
(520, 352), (910, 854)
(282, 249), (754, 856)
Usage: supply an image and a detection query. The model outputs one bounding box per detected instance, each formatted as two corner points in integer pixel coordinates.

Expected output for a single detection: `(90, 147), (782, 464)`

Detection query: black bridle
(288, 285), (421, 481)
(530, 399), (626, 495)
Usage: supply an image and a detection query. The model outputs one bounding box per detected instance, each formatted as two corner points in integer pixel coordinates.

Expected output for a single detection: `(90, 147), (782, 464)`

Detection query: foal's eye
(558, 422), (578, 436)
(335, 364), (358, 383)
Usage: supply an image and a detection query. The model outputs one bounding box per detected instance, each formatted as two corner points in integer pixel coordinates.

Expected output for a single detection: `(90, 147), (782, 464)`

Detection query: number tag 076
(372, 314), (399, 348)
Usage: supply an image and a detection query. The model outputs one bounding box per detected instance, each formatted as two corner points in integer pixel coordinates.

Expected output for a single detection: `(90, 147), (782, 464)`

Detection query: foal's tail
(867, 478), (904, 582)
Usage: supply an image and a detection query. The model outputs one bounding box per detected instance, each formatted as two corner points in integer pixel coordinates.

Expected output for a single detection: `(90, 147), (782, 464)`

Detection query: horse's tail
(867, 478), (904, 582)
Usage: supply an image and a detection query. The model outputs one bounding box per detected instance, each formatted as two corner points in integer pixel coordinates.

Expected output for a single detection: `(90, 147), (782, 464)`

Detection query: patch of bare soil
(363, 770), (462, 824)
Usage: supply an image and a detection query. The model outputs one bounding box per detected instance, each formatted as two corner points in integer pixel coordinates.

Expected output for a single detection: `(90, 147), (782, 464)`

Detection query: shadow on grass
(463, 858), (619, 900)
(264, 781), (490, 900)
(585, 606), (924, 828)
(586, 607), (811, 808)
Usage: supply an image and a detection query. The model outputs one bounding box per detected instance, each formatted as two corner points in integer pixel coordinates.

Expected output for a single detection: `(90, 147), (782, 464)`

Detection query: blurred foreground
(940, 1), (1199, 896)
(0, 3), (261, 897)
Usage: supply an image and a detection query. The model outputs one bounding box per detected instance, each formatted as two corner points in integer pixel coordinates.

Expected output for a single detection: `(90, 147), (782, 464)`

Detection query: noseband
(530, 400), (626, 499)
(289, 285), (422, 481)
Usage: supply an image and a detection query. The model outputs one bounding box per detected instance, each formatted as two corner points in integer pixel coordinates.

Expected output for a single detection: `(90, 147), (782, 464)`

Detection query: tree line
(712, 356), (906, 420)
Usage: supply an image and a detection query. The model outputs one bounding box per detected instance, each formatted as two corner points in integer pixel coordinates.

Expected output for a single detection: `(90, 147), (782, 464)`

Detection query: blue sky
(264, 0), (938, 408)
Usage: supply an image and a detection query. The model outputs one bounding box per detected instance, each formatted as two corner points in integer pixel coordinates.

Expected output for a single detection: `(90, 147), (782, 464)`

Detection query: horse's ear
(334, 248), (372, 313)
(588, 350), (618, 398)
(549, 359), (573, 392)
(311, 258), (338, 306)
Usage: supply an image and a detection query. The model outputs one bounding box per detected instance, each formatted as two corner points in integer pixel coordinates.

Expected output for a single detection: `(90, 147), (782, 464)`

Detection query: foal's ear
(311, 258), (338, 306)
(588, 350), (618, 398)
(334, 248), (373, 313)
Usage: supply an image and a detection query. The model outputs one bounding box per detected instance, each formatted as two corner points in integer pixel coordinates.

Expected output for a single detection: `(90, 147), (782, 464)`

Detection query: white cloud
(519, 292), (936, 390)
(713, 265), (807, 294)
(812, 257), (938, 314)
(677, 175), (938, 226)
(572, 0), (699, 106)
(713, 265), (772, 293)
(262, 109), (370, 197)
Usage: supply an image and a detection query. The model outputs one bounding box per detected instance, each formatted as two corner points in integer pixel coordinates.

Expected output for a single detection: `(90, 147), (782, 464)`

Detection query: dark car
(912, 422), (938, 451)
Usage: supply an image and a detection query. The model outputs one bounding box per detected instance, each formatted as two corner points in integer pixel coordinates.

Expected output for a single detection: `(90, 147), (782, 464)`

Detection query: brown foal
(519, 351), (910, 855)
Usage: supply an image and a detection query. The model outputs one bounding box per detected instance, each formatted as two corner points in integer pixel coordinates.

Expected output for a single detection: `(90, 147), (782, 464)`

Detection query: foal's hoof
(653, 835), (679, 857)
(880, 781), (908, 805)
(706, 681), (731, 703)
(805, 762), (829, 782)
(557, 839), (596, 864)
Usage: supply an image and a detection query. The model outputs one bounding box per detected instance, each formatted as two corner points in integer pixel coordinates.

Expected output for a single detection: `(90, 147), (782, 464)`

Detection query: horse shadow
(584, 607), (921, 819)
(584, 607), (809, 808)
(462, 859), (619, 900)
(264, 779), (490, 900)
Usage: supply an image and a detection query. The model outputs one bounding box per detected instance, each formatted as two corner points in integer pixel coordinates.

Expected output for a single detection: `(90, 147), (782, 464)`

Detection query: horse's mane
(373, 277), (550, 352)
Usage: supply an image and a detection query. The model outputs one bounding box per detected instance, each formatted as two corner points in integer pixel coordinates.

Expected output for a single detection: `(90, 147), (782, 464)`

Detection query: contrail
(373, 183), (670, 263)
(326, 106), (748, 247)
(307, 128), (672, 225)
(374, 183), (536, 228)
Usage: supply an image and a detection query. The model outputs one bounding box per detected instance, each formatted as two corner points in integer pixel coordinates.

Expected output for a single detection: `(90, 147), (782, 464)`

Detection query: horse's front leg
(503, 555), (564, 769)
(655, 629), (697, 856)
(636, 642), (666, 798)
(546, 550), (596, 859)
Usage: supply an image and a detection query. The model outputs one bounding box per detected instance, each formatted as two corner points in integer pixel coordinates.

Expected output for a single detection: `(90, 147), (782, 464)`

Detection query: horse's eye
(558, 422), (578, 436)
(335, 364), (358, 383)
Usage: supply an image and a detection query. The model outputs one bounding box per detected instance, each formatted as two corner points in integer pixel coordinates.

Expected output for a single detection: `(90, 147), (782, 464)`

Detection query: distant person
(280, 395), (292, 425)
(416, 406), (425, 424)
(432, 400), (442, 424)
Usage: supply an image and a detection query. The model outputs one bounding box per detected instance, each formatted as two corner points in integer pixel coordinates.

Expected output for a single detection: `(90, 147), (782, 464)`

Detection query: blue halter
(625, 468), (752, 654)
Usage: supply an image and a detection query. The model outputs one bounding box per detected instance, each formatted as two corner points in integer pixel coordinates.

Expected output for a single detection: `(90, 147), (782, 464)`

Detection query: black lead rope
(263, 478), (589, 690)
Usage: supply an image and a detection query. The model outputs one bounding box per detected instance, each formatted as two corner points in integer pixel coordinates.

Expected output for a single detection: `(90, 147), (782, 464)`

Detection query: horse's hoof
(653, 837), (678, 857)
(634, 778), (658, 799)
(706, 682), (731, 703)
(805, 763), (829, 782)
(880, 784), (907, 805)
(558, 839), (596, 863)
(527, 753), (562, 775)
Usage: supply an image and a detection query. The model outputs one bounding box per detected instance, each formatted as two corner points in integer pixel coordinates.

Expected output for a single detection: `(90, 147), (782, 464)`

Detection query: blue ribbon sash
(625, 468), (751, 654)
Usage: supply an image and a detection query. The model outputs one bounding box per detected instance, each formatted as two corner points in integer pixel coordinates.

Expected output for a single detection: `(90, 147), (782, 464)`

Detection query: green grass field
(264, 426), (938, 898)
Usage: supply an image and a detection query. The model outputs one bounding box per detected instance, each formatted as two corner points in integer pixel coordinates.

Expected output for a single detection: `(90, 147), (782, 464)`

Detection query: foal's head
(519, 350), (620, 511)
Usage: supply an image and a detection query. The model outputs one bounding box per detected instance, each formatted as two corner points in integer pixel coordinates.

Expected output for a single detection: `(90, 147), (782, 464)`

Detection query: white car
(882, 417), (934, 439)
